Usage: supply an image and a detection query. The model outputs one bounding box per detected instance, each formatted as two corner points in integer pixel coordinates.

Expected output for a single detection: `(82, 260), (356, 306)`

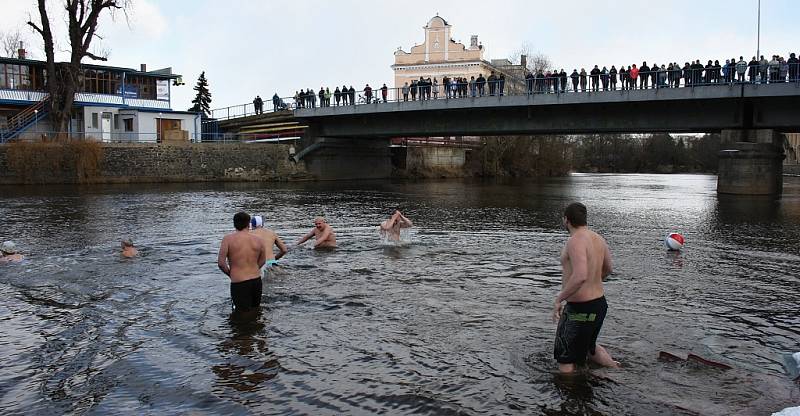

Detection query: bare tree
(1, 29), (29, 58)
(27, 0), (130, 138)
(509, 43), (553, 73)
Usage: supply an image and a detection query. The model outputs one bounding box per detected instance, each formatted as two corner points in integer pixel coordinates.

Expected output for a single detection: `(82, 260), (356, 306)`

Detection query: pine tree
(189, 71), (212, 116)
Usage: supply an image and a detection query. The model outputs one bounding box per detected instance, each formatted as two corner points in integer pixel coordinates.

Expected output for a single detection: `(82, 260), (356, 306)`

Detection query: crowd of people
(242, 52), (798, 113)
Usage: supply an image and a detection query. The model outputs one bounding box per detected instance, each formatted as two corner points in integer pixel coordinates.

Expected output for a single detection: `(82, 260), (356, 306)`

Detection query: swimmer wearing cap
(249, 215), (288, 267)
(0, 241), (24, 264)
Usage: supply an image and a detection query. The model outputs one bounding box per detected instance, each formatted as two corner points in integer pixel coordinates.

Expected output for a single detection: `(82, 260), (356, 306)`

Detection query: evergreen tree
(189, 71), (212, 116)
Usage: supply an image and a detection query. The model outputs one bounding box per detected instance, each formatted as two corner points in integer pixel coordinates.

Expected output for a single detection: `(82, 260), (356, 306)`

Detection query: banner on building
(156, 80), (169, 101)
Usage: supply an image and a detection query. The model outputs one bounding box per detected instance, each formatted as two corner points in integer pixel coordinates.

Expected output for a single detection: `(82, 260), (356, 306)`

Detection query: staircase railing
(7, 95), (50, 130)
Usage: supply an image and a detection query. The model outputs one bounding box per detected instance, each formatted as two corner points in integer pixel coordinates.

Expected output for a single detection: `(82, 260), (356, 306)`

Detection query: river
(1, 174), (798, 415)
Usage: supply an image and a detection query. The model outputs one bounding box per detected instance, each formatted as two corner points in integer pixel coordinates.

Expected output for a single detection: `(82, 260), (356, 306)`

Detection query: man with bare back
(296, 217), (337, 249)
(250, 215), (288, 269)
(218, 211), (266, 312)
(553, 202), (619, 373)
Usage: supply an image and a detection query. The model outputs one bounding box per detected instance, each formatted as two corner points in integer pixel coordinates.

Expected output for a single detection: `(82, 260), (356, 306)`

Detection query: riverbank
(0, 142), (310, 184)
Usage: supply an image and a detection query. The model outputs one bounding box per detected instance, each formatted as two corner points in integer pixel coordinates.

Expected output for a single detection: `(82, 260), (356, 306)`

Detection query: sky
(1, 0), (798, 112)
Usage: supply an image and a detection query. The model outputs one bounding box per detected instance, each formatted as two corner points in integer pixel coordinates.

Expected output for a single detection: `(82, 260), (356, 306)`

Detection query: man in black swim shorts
(553, 202), (619, 373)
(218, 212), (267, 312)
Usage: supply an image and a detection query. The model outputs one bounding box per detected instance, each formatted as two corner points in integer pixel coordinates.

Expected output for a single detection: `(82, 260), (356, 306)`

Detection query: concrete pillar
(717, 129), (785, 195)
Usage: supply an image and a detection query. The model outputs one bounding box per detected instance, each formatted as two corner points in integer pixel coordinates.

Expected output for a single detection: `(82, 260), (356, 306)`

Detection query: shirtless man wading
(553, 202), (619, 373)
(379, 210), (413, 241)
(296, 217), (337, 249)
(250, 215), (288, 268)
(218, 212), (266, 312)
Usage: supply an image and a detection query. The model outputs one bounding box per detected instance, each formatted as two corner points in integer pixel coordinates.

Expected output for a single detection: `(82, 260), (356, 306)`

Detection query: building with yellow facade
(392, 15), (525, 91)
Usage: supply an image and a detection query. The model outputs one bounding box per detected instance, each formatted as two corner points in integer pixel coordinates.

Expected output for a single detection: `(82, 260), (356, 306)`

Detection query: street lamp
(756, 0), (761, 60)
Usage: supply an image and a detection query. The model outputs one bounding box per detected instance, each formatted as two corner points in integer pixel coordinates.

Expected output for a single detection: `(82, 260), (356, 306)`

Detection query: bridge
(214, 82), (800, 195)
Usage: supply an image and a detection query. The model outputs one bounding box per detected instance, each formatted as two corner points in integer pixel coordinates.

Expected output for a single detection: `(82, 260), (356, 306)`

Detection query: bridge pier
(717, 129), (785, 196)
(295, 136), (392, 180)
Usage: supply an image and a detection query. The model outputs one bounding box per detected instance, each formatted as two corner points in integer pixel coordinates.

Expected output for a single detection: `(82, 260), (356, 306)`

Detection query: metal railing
(0, 130), (302, 144)
(211, 60), (800, 119)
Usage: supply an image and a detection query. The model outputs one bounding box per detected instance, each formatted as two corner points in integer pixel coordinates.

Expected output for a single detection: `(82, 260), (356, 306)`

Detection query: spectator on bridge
(629, 64), (639, 90)
(341, 85), (349, 105)
(759, 55), (768, 83)
(650, 63), (659, 87)
(469, 76), (476, 97)
(499, 73), (506, 96)
(600, 66), (609, 91)
(788, 53), (799, 82)
(722, 60), (731, 83)
(691, 60), (704, 85)
(609, 66), (617, 91)
(325, 87), (332, 106)
(334, 87), (342, 106)
(363, 84), (373, 104)
(671, 62), (682, 87)
(349, 86), (356, 105)
(432, 78), (439, 99)
(667, 63), (676, 87)
(570, 69), (579, 92)
(252, 96), (263, 114)
(735, 57), (747, 83)
(381, 83), (388, 103)
(487, 72), (497, 96)
(579, 68), (588, 92)
(780, 56), (789, 82)
(318, 88), (325, 107)
(477, 74), (486, 96)
(748, 57), (758, 83)
(713, 60), (722, 83)
(769, 55), (781, 82)
(618, 66), (626, 90)
(658, 64), (668, 87)
(639, 62), (650, 89)
(272, 93), (280, 111)
(402, 82), (409, 101)
(410, 79), (418, 100)
(428, 77), (434, 99)
(558, 70), (567, 93)
(590, 65), (600, 92)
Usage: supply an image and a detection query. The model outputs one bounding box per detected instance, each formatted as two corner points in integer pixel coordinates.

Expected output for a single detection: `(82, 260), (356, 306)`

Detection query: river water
(0, 174), (798, 415)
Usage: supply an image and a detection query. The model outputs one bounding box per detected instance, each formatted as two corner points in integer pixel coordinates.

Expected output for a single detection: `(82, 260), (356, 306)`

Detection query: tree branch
(84, 50), (108, 61)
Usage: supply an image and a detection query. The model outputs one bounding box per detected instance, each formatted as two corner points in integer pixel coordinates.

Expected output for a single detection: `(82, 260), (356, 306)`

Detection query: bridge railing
(212, 62), (800, 117)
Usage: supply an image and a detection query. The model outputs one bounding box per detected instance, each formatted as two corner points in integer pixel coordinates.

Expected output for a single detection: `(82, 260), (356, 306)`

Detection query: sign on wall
(156, 80), (169, 101)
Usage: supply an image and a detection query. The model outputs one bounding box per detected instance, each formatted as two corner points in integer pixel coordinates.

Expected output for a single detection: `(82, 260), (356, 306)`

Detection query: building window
(91, 113), (98, 128)
(113, 114), (119, 129)
(123, 118), (133, 132)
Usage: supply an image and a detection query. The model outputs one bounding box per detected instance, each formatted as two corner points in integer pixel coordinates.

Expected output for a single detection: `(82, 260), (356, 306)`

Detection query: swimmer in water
(250, 215), (288, 268)
(296, 217), (337, 248)
(379, 210), (413, 242)
(218, 211), (267, 312)
(0, 241), (24, 263)
(553, 202), (619, 373)
(121, 238), (138, 258)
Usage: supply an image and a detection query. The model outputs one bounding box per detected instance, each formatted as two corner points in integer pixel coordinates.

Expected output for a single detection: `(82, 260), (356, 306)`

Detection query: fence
(1, 129), (300, 144)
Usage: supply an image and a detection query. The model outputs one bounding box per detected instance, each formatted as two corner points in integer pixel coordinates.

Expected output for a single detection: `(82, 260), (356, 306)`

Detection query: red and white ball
(665, 233), (685, 251)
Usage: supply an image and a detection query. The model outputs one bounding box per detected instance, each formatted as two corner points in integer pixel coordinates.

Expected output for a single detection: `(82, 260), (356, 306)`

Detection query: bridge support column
(717, 129), (785, 196)
(297, 136), (392, 180)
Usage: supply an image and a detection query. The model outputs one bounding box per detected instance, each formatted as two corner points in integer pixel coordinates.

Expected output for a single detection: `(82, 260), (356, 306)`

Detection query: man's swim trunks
(230, 276), (262, 311)
(265, 259), (279, 267)
(554, 296), (608, 365)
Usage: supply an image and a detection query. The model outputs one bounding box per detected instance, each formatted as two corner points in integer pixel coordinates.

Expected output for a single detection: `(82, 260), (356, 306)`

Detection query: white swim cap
(251, 216), (263, 228)
(1, 241), (17, 254)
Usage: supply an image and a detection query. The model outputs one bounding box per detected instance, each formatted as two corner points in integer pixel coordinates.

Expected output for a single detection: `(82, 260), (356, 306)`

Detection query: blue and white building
(0, 54), (200, 142)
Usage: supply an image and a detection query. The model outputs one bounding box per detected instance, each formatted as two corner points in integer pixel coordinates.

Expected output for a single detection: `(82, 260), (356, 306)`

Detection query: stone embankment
(0, 142), (310, 184)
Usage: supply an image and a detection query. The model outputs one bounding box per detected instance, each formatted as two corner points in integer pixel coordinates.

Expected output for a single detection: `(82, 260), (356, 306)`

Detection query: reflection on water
(1, 174), (799, 415)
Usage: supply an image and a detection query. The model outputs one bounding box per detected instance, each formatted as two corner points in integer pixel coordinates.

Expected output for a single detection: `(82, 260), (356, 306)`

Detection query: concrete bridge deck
(294, 83), (800, 137)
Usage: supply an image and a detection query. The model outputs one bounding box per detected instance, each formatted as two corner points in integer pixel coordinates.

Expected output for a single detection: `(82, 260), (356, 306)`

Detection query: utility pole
(756, 0), (761, 59)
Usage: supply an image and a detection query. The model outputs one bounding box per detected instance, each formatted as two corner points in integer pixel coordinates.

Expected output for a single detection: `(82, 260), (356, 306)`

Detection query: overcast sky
(1, 0), (797, 111)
